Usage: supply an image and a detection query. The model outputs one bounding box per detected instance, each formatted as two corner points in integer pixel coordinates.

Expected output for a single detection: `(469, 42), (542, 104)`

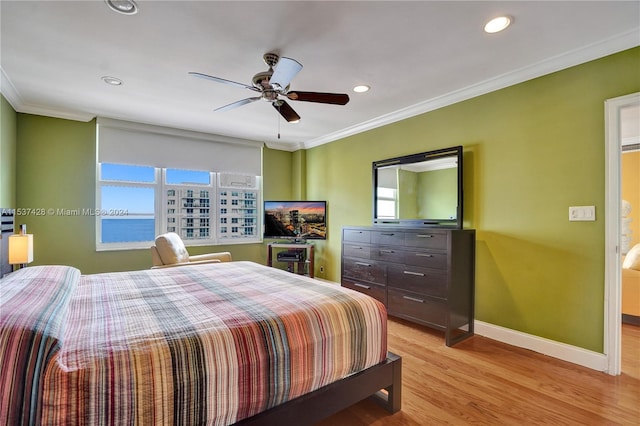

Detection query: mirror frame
(372, 145), (463, 229)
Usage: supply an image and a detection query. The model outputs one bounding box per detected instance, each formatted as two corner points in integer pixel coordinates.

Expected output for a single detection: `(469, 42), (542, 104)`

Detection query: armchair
(150, 232), (232, 268)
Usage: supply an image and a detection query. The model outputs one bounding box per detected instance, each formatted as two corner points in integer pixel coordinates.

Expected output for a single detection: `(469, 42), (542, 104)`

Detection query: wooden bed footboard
(237, 352), (402, 425)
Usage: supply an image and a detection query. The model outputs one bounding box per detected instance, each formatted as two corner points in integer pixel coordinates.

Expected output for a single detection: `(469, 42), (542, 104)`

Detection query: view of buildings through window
(98, 163), (260, 248)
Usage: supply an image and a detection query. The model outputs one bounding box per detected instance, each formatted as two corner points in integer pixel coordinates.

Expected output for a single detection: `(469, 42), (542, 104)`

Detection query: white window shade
(377, 167), (398, 189)
(97, 118), (263, 175)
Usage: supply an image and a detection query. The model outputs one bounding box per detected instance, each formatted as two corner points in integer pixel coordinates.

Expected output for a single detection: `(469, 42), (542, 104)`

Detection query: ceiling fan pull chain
(277, 108), (281, 139)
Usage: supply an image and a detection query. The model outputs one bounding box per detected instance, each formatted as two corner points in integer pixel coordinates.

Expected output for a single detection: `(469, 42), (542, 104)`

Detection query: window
(98, 164), (156, 245)
(377, 187), (398, 219)
(97, 164), (261, 250)
(96, 118), (262, 250)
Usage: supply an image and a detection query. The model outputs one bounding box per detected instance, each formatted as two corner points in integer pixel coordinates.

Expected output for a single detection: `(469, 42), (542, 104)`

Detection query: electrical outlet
(319, 266), (325, 273)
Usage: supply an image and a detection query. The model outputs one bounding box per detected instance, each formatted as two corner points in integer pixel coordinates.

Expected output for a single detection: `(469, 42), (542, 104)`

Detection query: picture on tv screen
(264, 201), (327, 240)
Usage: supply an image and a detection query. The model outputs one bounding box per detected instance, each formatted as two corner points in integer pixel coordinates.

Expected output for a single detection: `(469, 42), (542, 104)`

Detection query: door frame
(604, 92), (639, 375)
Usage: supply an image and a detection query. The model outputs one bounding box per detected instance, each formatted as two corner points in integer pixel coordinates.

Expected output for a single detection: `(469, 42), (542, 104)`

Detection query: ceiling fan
(189, 53), (349, 123)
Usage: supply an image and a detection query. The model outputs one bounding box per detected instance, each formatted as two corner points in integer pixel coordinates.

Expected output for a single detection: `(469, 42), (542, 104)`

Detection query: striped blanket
(0, 262), (387, 425)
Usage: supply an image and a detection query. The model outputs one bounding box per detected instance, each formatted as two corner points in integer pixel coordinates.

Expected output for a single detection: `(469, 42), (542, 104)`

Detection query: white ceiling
(1, 1), (639, 151)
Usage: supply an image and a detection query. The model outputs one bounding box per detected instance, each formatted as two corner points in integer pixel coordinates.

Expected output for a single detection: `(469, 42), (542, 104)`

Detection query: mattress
(0, 261), (387, 425)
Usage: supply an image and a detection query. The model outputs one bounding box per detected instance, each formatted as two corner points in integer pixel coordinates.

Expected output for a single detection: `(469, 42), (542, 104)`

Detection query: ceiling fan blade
(215, 97), (261, 112)
(270, 57), (303, 90)
(189, 72), (259, 92)
(273, 100), (301, 123)
(286, 91), (350, 105)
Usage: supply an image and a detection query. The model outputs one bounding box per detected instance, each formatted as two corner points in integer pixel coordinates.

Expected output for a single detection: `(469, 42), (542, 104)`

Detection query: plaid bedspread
(1, 262), (387, 425)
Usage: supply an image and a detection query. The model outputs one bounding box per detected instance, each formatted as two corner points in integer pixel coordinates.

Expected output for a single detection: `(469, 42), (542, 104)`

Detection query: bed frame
(238, 352), (402, 425)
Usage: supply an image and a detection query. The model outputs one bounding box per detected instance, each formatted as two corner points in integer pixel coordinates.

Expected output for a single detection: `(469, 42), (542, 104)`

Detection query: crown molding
(0, 67), (21, 109)
(304, 28), (640, 150)
(1, 66), (95, 122)
(264, 140), (306, 152)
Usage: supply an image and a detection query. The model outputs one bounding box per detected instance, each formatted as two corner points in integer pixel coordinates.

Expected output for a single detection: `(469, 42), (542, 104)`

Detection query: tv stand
(267, 242), (314, 278)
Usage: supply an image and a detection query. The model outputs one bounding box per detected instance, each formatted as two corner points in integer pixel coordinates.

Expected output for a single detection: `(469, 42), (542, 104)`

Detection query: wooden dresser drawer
(342, 279), (387, 305)
(343, 229), (371, 244)
(372, 230), (405, 246)
(405, 231), (448, 250)
(343, 243), (370, 259)
(387, 288), (447, 328)
(402, 250), (448, 269)
(342, 257), (386, 285)
(387, 264), (448, 298)
(370, 246), (404, 263)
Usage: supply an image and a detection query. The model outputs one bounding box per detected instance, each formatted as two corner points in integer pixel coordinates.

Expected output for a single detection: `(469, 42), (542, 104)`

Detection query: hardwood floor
(319, 319), (640, 425)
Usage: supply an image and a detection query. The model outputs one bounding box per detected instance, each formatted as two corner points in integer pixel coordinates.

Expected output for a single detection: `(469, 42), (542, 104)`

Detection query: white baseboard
(474, 321), (608, 373)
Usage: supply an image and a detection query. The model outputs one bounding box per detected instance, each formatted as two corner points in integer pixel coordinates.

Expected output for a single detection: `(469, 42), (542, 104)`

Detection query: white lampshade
(8, 234), (34, 265)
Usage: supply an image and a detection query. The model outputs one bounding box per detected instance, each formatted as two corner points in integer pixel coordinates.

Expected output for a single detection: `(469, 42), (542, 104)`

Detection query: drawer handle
(403, 295), (425, 303)
(354, 283), (371, 290)
(417, 234), (435, 238)
(355, 262), (372, 267)
(352, 246), (363, 250)
(415, 253), (433, 258)
(380, 249), (395, 254)
(381, 233), (396, 236)
(403, 271), (425, 277)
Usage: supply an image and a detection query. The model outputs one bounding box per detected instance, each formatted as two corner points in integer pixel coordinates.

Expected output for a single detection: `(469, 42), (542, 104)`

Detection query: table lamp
(9, 225), (34, 270)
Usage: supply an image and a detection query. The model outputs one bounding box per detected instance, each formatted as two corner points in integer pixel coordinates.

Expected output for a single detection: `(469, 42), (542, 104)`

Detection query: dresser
(341, 226), (475, 346)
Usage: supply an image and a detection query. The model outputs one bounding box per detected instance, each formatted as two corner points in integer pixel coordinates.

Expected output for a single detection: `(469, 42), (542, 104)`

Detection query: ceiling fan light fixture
(353, 85), (370, 93)
(105, 0), (138, 15)
(484, 15), (512, 33)
(190, 52), (349, 124)
(102, 76), (123, 86)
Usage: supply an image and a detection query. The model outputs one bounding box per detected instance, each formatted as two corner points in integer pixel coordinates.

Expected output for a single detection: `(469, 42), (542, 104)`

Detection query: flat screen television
(264, 201), (327, 240)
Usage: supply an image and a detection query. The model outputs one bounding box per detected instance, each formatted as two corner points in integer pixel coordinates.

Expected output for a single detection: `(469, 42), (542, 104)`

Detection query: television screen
(264, 201), (327, 240)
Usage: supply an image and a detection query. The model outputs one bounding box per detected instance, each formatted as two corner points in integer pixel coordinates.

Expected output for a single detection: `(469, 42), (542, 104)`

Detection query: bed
(0, 261), (401, 425)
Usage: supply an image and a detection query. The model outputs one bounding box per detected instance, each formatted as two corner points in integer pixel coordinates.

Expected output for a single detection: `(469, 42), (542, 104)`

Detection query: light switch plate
(569, 206), (596, 221)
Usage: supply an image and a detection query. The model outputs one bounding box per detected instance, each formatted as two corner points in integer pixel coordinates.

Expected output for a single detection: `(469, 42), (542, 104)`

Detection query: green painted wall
(397, 168), (418, 218)
(14, 115), (293, 274)
(1, 95), (17, 207)
(418, 167), (457, 219)
(305, 47), (640, 352)
(396, 167), (458, 219)
(291, 149), (307, 199)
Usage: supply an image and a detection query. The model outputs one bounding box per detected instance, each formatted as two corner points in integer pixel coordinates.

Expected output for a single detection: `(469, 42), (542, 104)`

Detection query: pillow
(154, 232), (190, 264)
(623, 243), (640, 271)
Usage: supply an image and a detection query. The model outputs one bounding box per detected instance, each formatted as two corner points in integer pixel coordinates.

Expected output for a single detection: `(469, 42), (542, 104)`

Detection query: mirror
(373, 146), (463, 228)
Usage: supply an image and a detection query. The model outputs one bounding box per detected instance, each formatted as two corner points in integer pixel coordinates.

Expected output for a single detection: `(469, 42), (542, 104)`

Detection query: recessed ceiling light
(105, 0), (138, 15)
(102, 76), (123, 86)
(353, 85), (370, 93)
(484, 16), (512, 34)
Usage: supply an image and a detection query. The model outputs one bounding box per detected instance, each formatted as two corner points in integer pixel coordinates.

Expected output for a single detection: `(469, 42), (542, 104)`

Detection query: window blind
(97, 118), (263, 175)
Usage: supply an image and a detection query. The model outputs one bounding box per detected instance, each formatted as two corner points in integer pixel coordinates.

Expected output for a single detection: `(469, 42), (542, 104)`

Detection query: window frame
(376, 186), (398, 219)
(96, 164), (261, 251)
